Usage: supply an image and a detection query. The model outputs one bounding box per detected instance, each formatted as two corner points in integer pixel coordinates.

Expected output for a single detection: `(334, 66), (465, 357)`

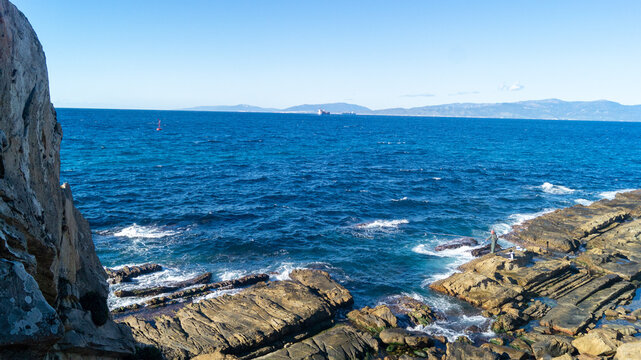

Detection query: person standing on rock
(486, 229), (498, 253)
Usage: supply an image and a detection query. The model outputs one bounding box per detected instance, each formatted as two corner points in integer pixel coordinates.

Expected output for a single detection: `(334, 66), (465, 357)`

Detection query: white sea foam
(432, 177), (442, 181)
(107, 266), (201, 309)
(269, 263), (299, 281)
(539, 182), (575, 195)
(357, 219), (409, 229)
(492, 208), (556, 236)
(218, 269), (247, 281)
(113, 224), (178, 238)
(409, 315), (493, 342)
(574, 198), (594, 206)
(400, 292), (462, 313)
(413, 243), (477, 285)
(194, 288), (242, 302)
(600, 189), (636, 200)
(392, 197), (409, 202)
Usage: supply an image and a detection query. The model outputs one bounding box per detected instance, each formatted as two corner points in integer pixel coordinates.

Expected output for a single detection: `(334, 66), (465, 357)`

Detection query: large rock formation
(122, 269), (355, 360)
(0, 0), (134, 357)
(431, 190), (641, 358)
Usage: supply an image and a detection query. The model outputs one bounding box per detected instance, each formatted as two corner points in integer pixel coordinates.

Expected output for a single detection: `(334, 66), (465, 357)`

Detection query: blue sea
(59, 108), (641, 339)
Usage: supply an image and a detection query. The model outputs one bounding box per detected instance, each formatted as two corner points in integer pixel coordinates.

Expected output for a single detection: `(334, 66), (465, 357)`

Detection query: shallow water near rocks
(58, 109), (641, 338)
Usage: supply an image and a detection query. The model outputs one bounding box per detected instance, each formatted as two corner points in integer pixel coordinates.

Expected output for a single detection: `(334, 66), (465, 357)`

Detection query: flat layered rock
(289, 269), (353, 309)
(254, 325), (378, 360)
(105, 263), (163, 284)
(121, 270), (352, 359)
(114, 272), (212, 297)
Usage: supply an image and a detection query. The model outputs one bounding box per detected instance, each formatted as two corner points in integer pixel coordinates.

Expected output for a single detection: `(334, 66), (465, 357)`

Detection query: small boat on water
(317, 109), (330, 116)
(156, 119), (162, 131)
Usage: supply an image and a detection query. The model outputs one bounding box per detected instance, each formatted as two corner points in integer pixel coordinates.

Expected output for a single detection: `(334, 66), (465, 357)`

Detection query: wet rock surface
(105, 263), (163, 284)
(435, 237), (478, 251)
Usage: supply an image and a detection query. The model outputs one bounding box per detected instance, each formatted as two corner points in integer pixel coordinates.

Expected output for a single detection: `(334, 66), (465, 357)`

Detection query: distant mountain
(184, 99), (641, 121)
(374, 99), (641, 121)
(184, 104), (277, 112)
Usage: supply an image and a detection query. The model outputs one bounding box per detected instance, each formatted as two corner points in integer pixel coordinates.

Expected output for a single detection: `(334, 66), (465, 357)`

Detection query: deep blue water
(58, 108), (641, 338)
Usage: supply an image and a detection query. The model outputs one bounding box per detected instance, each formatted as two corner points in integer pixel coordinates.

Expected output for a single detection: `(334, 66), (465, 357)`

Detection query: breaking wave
(357, 219), (409, 229)
(112, 224), (178, 238)
(600, 189), (636, 200)
(539, 182), (575, 195)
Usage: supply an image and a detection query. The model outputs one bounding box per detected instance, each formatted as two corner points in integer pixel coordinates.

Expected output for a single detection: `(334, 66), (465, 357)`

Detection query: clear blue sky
(12, 0), (641, 110)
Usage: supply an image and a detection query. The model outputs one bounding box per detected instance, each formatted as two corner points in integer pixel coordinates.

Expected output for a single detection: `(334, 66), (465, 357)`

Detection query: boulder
(480, 343), (529, 360)
(445, 342), (499, 360)
(379, 328), (432, 348)
(347, 305), (398, 332)
(529, 334), (575, 359)
(389, 295), (441, 326)
(571, 329), (619, 357)
(253, 325), (378, 360)
(615, 340), (641, 360)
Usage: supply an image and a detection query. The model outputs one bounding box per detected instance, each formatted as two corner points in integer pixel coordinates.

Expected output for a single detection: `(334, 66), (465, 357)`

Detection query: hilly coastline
(185, 99), (641, 122)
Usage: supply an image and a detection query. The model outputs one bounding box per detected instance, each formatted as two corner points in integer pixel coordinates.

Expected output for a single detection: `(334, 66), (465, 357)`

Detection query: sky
(11, 0), (641, 110)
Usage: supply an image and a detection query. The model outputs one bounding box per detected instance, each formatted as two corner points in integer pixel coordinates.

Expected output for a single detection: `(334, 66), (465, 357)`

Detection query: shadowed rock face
(0, 0), (134, 357)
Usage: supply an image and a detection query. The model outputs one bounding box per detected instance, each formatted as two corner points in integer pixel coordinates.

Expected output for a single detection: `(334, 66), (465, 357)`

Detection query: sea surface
(59, 108), (641, 340)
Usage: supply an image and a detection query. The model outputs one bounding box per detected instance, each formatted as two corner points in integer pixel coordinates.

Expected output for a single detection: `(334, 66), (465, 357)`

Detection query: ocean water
(58, 108), (641, 339)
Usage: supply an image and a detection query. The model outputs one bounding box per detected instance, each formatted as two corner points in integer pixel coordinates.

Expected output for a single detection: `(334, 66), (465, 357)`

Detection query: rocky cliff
(0, 0), (134, 358)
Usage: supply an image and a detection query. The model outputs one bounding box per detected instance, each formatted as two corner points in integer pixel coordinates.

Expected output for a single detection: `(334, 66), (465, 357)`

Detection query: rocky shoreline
(1, 0), (641, 358)
(97, 189), (641, 360)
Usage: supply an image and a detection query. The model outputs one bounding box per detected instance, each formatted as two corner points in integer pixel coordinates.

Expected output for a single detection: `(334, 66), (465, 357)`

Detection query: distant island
(184, 99), (641, 122)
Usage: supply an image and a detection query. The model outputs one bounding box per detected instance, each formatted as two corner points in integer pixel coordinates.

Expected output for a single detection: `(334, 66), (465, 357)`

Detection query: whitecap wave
(600, 189), (636, 200)
(357, 219), (409, 229)
(412, 244), (476, 259)
(432, 177), (442, 181)
(539, 182), (575, 195)
(574, 198), (594, 206)
(113, 224), (178, 238)
(392, 197), (409, 202)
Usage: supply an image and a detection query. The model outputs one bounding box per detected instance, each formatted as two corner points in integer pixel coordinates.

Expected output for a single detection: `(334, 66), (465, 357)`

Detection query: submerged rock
(435, 237), (478, 251)
(348, 305), (398, 332)
(105, 263), (163, 284)
(114, 272), (212, 297)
